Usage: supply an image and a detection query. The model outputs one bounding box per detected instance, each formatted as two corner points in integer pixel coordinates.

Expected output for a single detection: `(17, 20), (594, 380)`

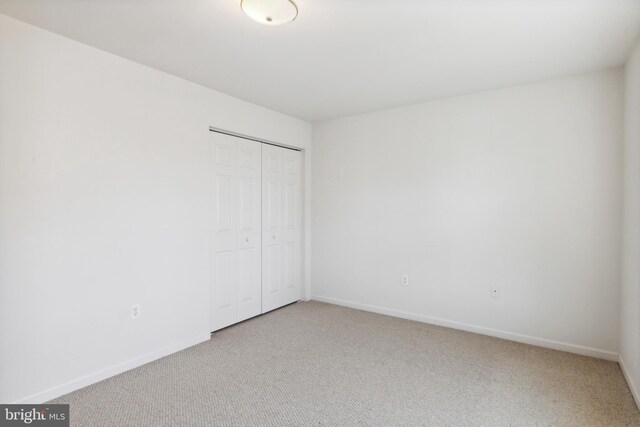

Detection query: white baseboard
(11, 333), (211, 404)
(619, 355), (640, 410)
(311, 295), (619, 362)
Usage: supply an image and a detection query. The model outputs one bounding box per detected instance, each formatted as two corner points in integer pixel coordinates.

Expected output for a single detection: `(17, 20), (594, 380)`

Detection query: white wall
(0, 14), (311, 403)
(621, 38), (640, 407)
(312, 69), (623, 359)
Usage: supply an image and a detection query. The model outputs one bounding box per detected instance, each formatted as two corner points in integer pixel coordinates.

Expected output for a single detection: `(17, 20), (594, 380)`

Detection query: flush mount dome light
(241, 0), (298, 26)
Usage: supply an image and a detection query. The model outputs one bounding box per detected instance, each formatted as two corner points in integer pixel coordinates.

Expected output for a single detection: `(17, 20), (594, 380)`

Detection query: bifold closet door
(262, 144), (302, 313)
(210, 133), (262, 332)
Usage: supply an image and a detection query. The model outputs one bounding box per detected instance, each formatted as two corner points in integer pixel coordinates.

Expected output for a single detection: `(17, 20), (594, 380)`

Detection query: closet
(210, 131), (302, 332)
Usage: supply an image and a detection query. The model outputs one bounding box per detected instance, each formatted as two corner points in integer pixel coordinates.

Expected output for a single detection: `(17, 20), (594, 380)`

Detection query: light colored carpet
(49, 301), (640, 426)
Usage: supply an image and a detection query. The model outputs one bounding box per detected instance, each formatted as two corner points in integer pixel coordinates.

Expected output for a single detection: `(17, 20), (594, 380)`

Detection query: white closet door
(280, 148), (302, 305)
(262, 144), (302, 313)
(211, 134), (262, 331)
(211, 134), (236, 331)
(236, 139), (262, 322)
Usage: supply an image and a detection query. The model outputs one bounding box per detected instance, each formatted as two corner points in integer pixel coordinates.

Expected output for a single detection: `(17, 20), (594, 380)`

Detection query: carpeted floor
(49, 301), (640, 426)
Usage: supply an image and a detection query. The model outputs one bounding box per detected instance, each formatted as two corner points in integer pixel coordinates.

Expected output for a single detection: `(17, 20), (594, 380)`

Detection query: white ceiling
(1, 0), (639, 122)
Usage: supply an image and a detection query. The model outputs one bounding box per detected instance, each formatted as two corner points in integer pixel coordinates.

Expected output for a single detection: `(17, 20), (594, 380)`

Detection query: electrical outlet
(131, 304), (141, 319)
(401, 275), (409, 286)
(490, 287), (501, 299)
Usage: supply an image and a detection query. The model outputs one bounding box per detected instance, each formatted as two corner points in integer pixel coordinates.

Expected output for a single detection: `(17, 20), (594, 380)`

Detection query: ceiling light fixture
(241, 0), (298, 26)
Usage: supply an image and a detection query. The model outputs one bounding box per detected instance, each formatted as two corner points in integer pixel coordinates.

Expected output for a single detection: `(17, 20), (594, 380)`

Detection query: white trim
(11, 333), (210, 404)
(619, 355), (640, 410)
(311, 295), (619, 361)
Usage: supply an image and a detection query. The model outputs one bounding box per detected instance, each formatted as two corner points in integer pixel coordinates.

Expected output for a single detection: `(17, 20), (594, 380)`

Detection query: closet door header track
(209, 126), (302, 152)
